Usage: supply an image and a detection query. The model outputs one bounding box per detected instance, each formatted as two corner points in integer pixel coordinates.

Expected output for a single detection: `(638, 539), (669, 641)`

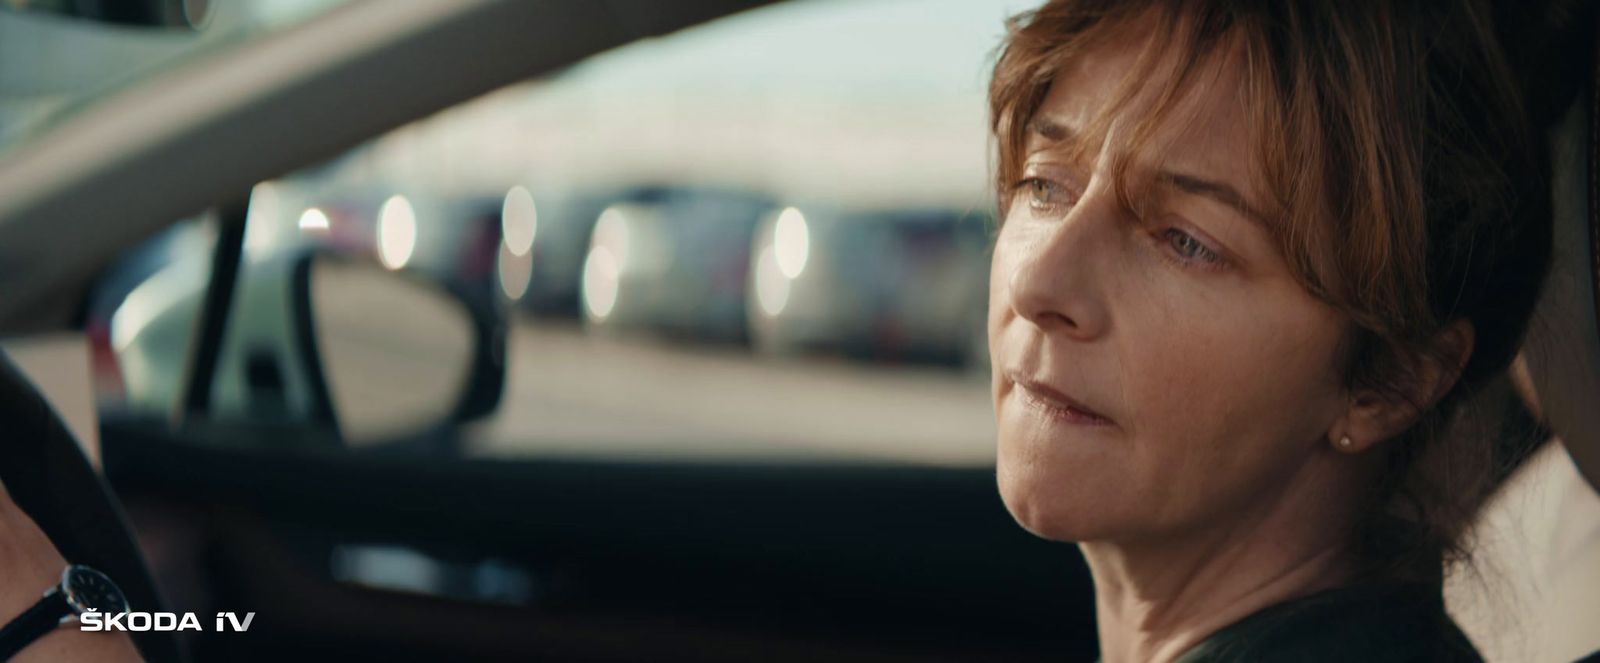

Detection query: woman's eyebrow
(1158, 172), (1270, 228)
(1026, 115), (1075, 143)
(1028, 114), (1270, 228)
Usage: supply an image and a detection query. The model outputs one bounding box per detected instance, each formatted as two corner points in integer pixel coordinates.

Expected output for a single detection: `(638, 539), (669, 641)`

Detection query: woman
(986, 2), (1550, 661)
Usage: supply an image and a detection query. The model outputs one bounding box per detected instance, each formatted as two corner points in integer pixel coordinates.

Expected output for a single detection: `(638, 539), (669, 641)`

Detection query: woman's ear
(1335, 321), (1475, 452)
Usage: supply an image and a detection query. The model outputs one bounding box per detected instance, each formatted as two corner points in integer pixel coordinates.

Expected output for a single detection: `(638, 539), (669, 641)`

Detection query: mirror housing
(111, 248), (505, 446)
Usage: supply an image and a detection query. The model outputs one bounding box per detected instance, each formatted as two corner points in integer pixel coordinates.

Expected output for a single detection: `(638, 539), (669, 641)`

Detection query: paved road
(466, 317), (997, 466)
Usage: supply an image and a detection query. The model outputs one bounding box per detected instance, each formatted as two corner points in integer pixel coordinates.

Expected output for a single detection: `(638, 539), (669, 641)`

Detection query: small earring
(1337, 435), (1353, 450)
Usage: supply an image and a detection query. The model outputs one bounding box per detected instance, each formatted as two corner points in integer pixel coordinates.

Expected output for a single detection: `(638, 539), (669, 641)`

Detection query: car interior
(0, 1), (1595, 662)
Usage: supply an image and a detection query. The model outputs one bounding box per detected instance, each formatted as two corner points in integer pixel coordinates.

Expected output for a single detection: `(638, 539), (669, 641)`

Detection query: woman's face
(989, 33), (1352, 543)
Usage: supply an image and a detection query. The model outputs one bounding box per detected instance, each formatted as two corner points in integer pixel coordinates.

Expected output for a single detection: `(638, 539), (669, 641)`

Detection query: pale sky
(377, 0), (1045, 208)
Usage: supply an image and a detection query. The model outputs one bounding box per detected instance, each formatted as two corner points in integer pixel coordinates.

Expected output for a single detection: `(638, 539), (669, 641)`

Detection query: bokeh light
(378, 195), (418, 270)
(582, 247), (620, 321)
(498, 243), (532, 301)
(298, 207), (331, 234)
(502, 185), (538, 257)
(754, 244), (790, 317)
(773, 207), (809, 279)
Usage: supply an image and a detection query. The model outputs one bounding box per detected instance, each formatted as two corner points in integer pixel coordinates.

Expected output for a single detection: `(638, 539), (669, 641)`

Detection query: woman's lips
(1008, 374), (1116, 427)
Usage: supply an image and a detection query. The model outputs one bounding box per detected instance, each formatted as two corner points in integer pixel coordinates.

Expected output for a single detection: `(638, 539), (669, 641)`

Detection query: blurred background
(69, 0), (1029, 465)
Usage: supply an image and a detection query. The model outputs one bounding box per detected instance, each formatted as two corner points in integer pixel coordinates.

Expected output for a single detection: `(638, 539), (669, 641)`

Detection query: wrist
(0, 507), (67, 624)
(0, 487), (141, 662)
(0, 565), (142, 663)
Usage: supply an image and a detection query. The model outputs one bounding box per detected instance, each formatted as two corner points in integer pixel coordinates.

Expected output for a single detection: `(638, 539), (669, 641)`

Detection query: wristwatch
(0, 565), (128, 661)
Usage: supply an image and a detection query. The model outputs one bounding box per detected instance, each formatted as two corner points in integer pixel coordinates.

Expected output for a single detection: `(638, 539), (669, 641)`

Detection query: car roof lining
(0, 0), (775, 336)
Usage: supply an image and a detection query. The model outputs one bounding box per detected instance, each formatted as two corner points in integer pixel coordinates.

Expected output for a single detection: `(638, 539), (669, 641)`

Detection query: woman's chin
(995, 420), (1130, 541)
(996, 467), (1119, 543)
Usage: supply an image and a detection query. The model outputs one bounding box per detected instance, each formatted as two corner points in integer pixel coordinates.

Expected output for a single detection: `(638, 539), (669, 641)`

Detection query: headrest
(1515, 2), (1600, 492)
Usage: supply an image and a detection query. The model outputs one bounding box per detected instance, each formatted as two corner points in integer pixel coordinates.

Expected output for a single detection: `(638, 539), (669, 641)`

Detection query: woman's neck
(1083, 455), (1362, 663)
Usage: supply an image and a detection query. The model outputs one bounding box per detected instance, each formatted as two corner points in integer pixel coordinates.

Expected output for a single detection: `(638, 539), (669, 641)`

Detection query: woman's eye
(1019, 177), (1073, 213)
(1162, 228), (1224, 266)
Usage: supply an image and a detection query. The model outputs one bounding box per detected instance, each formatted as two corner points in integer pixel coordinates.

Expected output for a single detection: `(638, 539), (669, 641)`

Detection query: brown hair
(990, 0), (1552, 582)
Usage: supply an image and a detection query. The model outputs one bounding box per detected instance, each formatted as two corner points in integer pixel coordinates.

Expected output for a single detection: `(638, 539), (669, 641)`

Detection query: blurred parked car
(581, 185), (776, 343)
(515, 184), (671, 316)
(284, 185), (505, 299)
(748, 204), (992, 364)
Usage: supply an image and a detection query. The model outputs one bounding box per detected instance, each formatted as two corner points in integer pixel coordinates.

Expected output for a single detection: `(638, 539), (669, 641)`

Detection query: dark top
(1169, 581), (1482, 663)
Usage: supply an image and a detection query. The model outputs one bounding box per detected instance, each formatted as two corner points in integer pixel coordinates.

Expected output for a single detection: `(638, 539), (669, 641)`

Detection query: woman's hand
(0, 482), (142, 662)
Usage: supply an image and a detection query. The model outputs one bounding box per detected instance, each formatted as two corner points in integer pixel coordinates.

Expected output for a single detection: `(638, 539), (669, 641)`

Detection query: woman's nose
(1004, 186), (1115, 340)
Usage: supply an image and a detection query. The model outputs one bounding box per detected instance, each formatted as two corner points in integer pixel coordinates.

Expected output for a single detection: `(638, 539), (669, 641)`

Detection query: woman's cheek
(1135, 283), (1347, 475)
(1118, 290), (1245, 443)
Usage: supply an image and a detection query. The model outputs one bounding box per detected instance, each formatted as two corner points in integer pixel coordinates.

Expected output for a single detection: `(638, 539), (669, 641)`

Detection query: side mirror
(306, 257), (483, 444)
(112, 249), (504, 447)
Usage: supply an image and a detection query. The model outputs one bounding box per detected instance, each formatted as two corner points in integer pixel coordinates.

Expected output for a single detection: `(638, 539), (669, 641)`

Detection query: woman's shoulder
(1175, 581), (1482, 663)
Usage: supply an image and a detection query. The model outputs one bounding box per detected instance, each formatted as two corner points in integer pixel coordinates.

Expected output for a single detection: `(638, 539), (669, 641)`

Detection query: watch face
(61, 566), (129, 615)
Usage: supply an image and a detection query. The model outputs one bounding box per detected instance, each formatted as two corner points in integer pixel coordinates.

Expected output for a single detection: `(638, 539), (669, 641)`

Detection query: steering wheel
(0, 353), (183, 662)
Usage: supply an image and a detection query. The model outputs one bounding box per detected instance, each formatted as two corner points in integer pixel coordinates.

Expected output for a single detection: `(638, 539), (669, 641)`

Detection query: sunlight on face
(988, 24), (1350, 543)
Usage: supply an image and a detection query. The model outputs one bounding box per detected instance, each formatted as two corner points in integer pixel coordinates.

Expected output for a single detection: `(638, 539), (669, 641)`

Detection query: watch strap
(0, 589), (69, 661)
